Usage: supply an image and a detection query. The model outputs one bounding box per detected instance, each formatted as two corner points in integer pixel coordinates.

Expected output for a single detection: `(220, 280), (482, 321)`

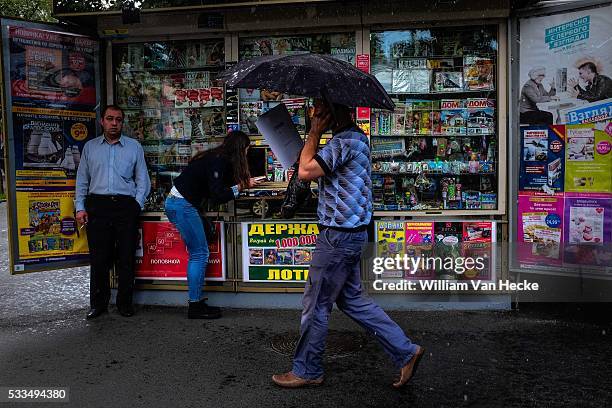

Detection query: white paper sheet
(255, 103), (303, 170)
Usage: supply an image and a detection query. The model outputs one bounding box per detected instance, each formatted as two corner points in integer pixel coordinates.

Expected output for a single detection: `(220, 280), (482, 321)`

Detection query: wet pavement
(1, 202), (611, 408)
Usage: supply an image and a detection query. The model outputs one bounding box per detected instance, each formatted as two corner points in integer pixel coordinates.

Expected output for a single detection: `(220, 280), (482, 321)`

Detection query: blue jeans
(164, 196), (209, 302)
(292, 228), (418, 379)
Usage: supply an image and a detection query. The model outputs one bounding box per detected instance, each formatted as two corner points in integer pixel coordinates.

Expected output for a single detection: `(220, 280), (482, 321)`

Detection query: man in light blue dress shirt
(75, 105), (150, 319)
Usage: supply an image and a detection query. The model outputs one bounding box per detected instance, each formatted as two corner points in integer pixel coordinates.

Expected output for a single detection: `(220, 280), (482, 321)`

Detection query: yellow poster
(16, 190), (89, 260)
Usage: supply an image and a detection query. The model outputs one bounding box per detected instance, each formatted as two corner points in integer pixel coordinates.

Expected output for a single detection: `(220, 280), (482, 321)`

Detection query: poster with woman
(519, 5), (612, 125)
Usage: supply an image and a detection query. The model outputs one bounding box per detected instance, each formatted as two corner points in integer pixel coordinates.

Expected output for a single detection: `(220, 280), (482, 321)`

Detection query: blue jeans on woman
(164, 196), (209, 302)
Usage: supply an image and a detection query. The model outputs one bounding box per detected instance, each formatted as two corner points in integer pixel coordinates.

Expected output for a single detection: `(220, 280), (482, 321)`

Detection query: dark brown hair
(101, 104), (124, 119)
(578, 62), (597, 74)
(192, 130), (251, 190)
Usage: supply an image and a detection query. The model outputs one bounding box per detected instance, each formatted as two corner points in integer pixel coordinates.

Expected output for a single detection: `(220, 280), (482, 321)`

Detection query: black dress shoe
(117, 304), (134, 317)
(86, 307), (107, 319)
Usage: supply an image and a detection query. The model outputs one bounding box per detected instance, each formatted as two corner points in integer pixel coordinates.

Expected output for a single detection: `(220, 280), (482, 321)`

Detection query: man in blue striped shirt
(75, 105), (150, 319)
(273, 100), (423, 389)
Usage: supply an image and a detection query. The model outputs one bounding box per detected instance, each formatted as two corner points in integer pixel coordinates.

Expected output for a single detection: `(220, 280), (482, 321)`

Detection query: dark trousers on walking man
(293, 229), (420, 379)
(85, 194), (141, 312)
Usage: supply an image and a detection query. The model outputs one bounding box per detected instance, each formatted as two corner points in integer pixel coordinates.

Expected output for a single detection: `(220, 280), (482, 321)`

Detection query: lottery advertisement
(135, 221), (225, 281)
(241, 222), (319, 283)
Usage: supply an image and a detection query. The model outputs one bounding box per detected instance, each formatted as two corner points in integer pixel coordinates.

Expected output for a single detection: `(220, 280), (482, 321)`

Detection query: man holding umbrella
(271, 100), (424, 388)
(218, 54), (424, 388)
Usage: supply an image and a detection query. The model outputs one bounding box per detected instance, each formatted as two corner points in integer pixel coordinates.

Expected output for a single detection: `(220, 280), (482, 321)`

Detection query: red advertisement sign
(135, 221), (225, 281)
(356, 54), (370, 73)
(357, 107), (371, 120)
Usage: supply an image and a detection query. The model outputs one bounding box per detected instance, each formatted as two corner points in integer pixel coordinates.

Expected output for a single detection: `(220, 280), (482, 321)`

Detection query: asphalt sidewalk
(1, 202), (611, 408)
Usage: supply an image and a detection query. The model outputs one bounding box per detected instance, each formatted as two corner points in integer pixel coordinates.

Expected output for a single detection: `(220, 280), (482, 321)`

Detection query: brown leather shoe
(393, 345), (424, 388)
(272, 371), (323, 388)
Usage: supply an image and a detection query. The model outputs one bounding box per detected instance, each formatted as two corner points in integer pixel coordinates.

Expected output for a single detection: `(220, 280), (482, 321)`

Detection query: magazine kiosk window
(234, 33), (356, 218)
(370, 26), (503, 214)
(112, 40), (226, 212)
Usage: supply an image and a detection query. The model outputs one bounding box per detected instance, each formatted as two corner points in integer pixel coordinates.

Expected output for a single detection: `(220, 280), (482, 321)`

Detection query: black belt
(319, 224), (368, 233)
(87, 194), (133, 202)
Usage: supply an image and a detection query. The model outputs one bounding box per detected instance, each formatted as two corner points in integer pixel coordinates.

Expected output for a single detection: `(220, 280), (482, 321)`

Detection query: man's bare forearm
(298, 130), (325, 181)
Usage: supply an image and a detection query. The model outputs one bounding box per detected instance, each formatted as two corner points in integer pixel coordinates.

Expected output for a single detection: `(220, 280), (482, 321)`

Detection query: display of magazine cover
(127, 44), (144, 71)
(391, 105), (407, 136)
(281, 98), (307, 134)
(184, 108), (225, 139)
(116, 71), (143, 108)
(371, 138), (406, 159)
(142, 75), (162, 108)
(463, 56), (494, 90)
(174, 86), (223, 109)
(123, 110), (145, 140)
(392, 69), (430, 93)
(433, 71), (463, 92)
(240, 33), (349, 60)
(373, 110), (392, 136)
(441, 104), (467, 135)
(405, 100), (437, 135)
(160, 109), (188, 140)
(466, 99), (495, 135)
(240, 101), (263, 134)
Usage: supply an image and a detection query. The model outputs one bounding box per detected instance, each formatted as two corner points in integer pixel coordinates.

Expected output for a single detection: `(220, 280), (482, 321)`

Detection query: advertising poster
(564, 124), (612, 193)
(15, 190), (89, 265)
(563, 193), (612, 267)
(2, 19), (99, 273)
(7, 26), (97, 108)
(135, 221), (225, 281)
(519, 126), (565, 192)
(11, 107), (95, 175)
(462, 222), (496, 280)
(242, 222), (319, 283)
(517, 192), (565, 266)
(374, 221), (495, 282)
(519, 5), (612, 125)
(376, 221), (409, 279)
(563, 193), (612, 244)
(405, 222), (434, 244)
(560, 99), (612, 124)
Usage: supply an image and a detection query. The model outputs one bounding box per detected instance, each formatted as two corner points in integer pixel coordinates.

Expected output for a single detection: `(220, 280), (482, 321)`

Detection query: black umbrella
(218, 53), (395, 111)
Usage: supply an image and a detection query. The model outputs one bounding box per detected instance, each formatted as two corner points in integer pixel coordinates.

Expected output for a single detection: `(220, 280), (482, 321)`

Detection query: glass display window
(370, 26), (499, 212)
(236, 32), (356, 187)
(112, 39), (226, 212)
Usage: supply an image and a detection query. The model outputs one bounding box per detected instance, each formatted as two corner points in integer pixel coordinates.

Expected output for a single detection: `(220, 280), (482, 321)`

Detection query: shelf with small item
(371, 97), (496, 137)
(371, 132), (495, 137)
(372, 171), (496, 176)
